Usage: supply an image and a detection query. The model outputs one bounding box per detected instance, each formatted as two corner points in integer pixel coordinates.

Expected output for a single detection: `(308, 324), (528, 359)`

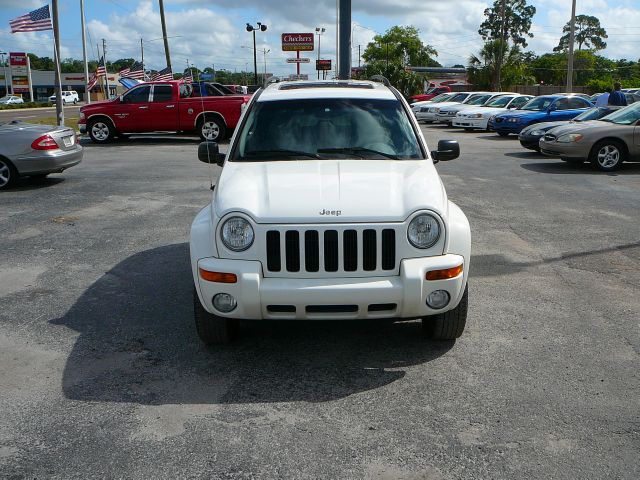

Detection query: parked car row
(412, 90), (640, 172)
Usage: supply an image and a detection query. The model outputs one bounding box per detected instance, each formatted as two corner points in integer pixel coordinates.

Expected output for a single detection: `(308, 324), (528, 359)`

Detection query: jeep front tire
(193, 288), (239, 345)
(422, 285), (468, 340)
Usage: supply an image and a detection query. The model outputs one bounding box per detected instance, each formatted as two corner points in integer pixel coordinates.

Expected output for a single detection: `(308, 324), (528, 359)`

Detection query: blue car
(488, 95), (593, 136)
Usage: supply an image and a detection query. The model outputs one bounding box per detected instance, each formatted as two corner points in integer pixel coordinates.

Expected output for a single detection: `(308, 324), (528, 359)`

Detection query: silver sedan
(0, 121), (82, 189)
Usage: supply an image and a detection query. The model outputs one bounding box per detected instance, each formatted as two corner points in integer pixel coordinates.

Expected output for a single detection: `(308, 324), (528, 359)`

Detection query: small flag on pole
(151, 67), (173, 81)
(120, 61), (145, 80)
(10, 5), (53, 33)
(96, 56), (106, 76)
(183, 72), (193, 82)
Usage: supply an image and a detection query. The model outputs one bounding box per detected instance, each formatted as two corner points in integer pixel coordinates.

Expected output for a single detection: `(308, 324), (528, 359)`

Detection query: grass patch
(29, 117), (79, 131)
(0, 102), (50, 110)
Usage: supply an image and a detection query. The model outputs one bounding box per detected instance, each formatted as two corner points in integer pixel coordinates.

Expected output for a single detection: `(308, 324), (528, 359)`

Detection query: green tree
(468, 40), (534, 89)
(362, 26), (439, 68)
(479, 0), (537, 48)
(554, 15), (607, 52)
(359, 62), (423, 98)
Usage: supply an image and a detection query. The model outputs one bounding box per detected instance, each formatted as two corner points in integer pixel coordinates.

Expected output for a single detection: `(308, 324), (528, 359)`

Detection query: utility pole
(52, 0), (64, 126)
(566, 0), (577, 92)
(263, 48), (270, 80)
(80, 0), (90, 103)
(337, 0), (351, 79)
(102, 39), (110, 99)
(316, 27), (325, 80)
(158, 0), (172, 70)
(358, 45), (361, 68)
(496, 0), (506, 91)
(140, 38), (144, 76)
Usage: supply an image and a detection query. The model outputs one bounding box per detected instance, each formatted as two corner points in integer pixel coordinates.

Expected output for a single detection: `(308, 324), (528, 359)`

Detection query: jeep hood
(213, 160), (447, 223)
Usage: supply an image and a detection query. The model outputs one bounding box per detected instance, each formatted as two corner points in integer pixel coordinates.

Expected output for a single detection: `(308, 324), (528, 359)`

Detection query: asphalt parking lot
(1, 126), (639, 479)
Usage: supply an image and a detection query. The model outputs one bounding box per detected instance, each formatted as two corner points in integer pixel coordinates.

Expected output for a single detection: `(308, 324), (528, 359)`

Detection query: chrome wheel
(91, 122), (110, 142)
(0, 160), (11, 188)
(596, 145), (620, 169)
(201, 121), (220, 141)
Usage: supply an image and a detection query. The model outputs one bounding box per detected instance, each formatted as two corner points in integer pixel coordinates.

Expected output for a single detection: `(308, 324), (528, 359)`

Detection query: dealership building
(0, 69), (122, 101)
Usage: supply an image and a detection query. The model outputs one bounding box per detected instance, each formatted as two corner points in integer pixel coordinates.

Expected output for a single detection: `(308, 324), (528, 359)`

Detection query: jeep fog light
(213, 293), (237, 313)
(426, 290), (450, 309)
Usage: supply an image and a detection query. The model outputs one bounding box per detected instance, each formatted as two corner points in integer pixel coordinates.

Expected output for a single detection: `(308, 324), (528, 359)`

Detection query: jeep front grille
(265, 227), (397, 275)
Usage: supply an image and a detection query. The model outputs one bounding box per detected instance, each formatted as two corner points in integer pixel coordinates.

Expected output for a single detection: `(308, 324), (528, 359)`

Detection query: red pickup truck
(79, 81), (250, 143)
(409, 86), (452, 103)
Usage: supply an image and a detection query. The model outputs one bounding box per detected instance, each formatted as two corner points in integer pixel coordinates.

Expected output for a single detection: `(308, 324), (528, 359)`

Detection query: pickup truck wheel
(88, 119), (115, 143)
(589, 140), (625, 172)
(0, 158), (18, 190)
(199, 117), (226, 142)
(422, 284), (468, 340)
(193, 288), (239, 345)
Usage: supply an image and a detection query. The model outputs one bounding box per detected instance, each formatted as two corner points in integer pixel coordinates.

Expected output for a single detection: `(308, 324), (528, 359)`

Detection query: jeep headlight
(556, 133), (583, 143)
(221, 216), (254, 251)
(408, 214), (440, 249)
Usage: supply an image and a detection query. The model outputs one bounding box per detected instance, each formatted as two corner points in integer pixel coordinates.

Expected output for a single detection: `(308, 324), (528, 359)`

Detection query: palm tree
(469, 40), (528, 90)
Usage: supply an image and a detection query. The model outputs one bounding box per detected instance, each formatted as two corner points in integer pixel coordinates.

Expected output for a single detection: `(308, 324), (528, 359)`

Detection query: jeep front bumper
(195, 254), (467, 320)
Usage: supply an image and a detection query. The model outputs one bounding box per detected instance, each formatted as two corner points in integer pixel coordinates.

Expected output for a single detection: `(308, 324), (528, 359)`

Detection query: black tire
(423, 285), (468, 340)
(498, 132), (510, 137)
(0, 157), (18, 190)
(198, 116), (226, 142)
(561, 157), (584, 164)
(73, 99), (77, 105)
(88, 118), (115, 144)
(193, 288), (238, 345)
(589, 140), (626, 172)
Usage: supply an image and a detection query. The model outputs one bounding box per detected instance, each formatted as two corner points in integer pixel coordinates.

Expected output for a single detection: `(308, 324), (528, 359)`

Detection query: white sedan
(0, 95), (25, 105)
(452, 94), (533, 130)
(416, 92), (476, 122)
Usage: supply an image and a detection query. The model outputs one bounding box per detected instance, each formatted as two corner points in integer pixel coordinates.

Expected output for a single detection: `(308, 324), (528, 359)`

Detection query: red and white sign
(9, 52), (27, 67)
(281, 33), (314, 51)
(286, 57), (310, 63)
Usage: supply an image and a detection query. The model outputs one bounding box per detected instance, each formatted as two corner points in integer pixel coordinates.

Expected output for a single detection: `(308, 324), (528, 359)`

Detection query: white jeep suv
(190, 80), (471, 344)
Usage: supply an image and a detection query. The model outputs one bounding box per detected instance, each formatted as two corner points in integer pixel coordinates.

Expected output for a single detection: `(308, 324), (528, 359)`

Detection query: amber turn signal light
(425, 264), (463, 281)
(198, 268), (238, 283)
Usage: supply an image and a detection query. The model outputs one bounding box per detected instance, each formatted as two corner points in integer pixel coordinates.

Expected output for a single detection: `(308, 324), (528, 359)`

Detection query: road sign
(281, 33), (314, 52)
(316, 59), (332, 71)
(286, 57), (310, 64)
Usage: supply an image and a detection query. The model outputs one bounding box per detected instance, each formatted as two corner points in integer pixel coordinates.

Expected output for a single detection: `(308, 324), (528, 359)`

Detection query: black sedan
(518, 106), (621, 151)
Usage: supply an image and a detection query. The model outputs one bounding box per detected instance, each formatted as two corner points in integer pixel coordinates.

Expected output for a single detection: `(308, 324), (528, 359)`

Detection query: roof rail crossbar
(370, 75), (391, 87)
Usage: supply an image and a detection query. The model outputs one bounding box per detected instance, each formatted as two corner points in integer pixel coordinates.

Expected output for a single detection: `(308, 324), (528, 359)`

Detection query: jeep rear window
(232, 98), (424, 161)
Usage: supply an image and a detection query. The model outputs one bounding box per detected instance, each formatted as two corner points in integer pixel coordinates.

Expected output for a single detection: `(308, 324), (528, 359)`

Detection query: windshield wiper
(243, 149), (321, 159)
(317, 147), (399, 159)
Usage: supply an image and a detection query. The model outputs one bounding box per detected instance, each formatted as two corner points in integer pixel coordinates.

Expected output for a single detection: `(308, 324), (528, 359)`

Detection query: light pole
(315, 27), (325, 80)
(246, 22), (267, 86)
(0, 51), (8, 95)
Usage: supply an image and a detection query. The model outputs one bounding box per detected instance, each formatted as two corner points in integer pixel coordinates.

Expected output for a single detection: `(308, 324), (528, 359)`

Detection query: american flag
(87, 72), (99, 91)
(87, 57), (106, 90)
(183, 72), (193, 82)
(96, 56), (107, 76)
(10, 5), (53, 33)
(120, 61), (145, 80)
(151, 67), (173, 82)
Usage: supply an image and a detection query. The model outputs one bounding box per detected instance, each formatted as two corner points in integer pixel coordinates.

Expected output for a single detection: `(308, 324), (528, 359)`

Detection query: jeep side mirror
(198, 141), (225, 166)
(431, 139), (460, 163)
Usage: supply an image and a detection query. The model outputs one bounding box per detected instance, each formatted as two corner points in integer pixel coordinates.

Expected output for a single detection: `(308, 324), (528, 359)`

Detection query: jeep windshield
(232, 98), (424, 161)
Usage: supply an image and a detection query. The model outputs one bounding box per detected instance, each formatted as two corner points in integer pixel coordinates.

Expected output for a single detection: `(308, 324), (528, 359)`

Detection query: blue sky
(1, 0), (639, 76)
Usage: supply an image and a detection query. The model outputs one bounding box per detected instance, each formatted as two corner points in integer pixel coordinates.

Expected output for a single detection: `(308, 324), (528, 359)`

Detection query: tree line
(357, 0), (639, 96)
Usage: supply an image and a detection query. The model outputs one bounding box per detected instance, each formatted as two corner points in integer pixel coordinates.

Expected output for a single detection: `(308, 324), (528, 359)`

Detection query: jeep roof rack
(278, 81), (375, 90)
